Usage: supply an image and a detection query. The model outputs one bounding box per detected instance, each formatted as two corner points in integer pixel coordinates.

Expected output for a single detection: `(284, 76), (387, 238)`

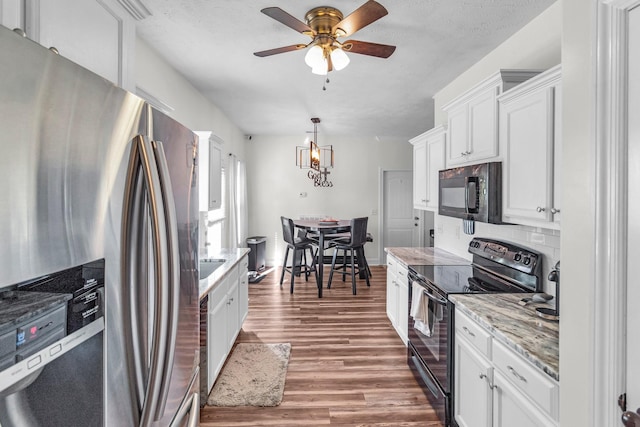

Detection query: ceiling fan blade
(332, 0), (388, 38)
(254, 44), (307, 57)
(261, 7), (314, 35)
(342, 40), (396, 58)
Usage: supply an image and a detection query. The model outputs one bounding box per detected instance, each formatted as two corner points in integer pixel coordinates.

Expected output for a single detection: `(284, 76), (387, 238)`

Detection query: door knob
(622, 408), (640, 426)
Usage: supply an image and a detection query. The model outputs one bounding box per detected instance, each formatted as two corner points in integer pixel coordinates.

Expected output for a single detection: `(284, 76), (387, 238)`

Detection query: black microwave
(438, 162), (502, 223)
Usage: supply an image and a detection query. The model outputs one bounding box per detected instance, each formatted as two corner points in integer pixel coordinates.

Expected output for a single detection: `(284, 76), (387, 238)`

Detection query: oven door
(408, 278), (451, 394)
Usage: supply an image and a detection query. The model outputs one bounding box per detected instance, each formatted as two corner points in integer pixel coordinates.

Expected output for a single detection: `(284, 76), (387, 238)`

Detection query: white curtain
(237, 160), (248, 247)
(226, 155), (248, 248)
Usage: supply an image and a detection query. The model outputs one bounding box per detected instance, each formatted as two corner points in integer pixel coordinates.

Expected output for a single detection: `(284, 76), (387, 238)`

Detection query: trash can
(247, 236), (266, 273)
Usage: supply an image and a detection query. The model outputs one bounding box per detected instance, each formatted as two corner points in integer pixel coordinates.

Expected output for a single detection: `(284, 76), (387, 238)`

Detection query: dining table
(293, 219), (351, 298)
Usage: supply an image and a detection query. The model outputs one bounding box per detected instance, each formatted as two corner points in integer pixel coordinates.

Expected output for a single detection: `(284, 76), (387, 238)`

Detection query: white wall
(244, 134), (413, 266)
(559, 0), (596, 425)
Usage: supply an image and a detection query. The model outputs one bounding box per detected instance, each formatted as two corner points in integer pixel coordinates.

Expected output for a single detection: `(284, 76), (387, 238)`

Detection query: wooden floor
(199, 265), (443, 426)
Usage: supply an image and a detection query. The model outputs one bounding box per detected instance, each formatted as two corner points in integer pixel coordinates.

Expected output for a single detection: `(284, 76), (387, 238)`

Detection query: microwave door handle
(465, 177), (479, 214)
(465, 177), (470, 214)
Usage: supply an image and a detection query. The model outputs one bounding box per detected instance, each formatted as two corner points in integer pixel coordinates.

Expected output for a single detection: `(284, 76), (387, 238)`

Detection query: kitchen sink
(199, 258), (226, 279)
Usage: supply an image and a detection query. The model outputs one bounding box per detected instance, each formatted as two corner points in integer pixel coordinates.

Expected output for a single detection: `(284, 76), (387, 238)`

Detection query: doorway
(380, 170), (428, 264)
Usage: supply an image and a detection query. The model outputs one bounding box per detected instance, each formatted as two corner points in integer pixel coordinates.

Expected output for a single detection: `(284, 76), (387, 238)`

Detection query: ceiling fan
(253, 0), (396, 75)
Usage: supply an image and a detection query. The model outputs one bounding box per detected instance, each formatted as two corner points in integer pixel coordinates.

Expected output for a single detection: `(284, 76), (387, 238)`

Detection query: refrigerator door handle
(122, 135), (171, 427)
(138, 136), (171, 427)
(122, 136), (151, 418)
(152, 140), (181, 420)
(169, 366), (200, 427)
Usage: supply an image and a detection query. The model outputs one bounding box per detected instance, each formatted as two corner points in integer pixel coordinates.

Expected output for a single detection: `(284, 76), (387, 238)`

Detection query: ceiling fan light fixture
(330, 47), (350, 71)
(311, 60), (329, 75)
(305, 45), (324, 68)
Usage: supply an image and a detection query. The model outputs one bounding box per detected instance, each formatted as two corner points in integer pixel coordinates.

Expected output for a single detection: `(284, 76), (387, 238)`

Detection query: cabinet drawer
(386, 255), (398, 274)
(492, 339), (559, 420)
(396, 263), (408, 282)
(239, 256), (249, 272)
(455, 311), (492, 358)
(208, 278), (228, 311)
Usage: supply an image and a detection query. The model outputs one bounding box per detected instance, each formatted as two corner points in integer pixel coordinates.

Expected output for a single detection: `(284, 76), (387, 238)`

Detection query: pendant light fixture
(296, 118), (334, 187)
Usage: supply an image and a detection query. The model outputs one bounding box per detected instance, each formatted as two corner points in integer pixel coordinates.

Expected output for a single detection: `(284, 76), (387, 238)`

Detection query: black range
(407, 237), (543, 426)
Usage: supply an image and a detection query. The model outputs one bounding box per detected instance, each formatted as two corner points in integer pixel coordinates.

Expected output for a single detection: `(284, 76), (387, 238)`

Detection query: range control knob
(523, 257), (531, 266)
(514, 253), (522, 262)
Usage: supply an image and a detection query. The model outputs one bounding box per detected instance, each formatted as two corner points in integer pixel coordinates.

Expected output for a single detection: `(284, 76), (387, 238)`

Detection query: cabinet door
(226, 281), (240, 349)
(397, 271), (409, 345)
(208, 296), (228, 391)
(412, 139), (428, 209)
(501, 87), (555, 225)
(468, 86), (499, 162)
(1, 0), (22, 29)
(24, 0), (135, 90)
(386, 257), (397, 326)
(454, 337), (493, 427)
(492, 371), (556, 427)
(208, 143), (222, 210)
(551, 84), (562, 225)
(447, 103), (469, 166)
(238, 257), (249, 324)
(426, 131), (446, 211)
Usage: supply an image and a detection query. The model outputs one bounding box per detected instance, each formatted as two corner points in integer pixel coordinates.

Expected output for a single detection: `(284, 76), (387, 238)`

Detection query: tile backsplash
(434, 215), (561, 297)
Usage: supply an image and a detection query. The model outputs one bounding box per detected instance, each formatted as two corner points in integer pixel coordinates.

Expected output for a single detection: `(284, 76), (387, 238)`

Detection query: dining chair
(279, 216), (317, 293)
(327, 217), (370, 295)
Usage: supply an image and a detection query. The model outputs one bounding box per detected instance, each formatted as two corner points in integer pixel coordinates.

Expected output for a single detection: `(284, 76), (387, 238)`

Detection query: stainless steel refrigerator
(0, 25), (199, 426)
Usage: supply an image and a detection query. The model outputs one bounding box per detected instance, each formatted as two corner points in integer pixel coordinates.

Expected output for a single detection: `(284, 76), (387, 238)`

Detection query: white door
(383, 171), (421, 258)
(626, 5), (640, 421)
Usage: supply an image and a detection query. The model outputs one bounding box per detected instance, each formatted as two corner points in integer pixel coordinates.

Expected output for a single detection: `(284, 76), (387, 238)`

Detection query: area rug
(207, 342), (291, 407)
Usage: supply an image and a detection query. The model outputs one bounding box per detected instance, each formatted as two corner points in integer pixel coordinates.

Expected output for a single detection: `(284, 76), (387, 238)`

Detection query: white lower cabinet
(454, 309), (558, 427)
(386, 254), (408, 345)
(454, 337), (492, 427)
(492, 371), (556, 427)
(238, 256), (249, 324)
(206, 254), (249, 393)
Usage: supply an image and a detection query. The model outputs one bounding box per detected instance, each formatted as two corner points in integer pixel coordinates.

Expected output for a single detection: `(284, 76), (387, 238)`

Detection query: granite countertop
(0, 291), (72, 333)
(385, 247), (469, 266)
(450, 293), (559, 381)
(198, 248), (251, 300)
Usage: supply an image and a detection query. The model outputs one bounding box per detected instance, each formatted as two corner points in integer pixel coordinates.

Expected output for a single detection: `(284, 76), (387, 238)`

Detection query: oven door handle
(423, 289), (447, 306)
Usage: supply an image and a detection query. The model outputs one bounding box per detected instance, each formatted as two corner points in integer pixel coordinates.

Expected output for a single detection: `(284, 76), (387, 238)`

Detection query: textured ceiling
(136, 0), (556, 141)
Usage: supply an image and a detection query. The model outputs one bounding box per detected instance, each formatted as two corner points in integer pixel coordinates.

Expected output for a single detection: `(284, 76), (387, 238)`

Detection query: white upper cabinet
(426, 127), (446, 211)
(196, 131), (224, 212)
(409, 126), (446, 211)
(410, 134), (428, 210)
(499, 65), (562, 229)
(2, 0), (142, 91)
(443, 70), (541, 168)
